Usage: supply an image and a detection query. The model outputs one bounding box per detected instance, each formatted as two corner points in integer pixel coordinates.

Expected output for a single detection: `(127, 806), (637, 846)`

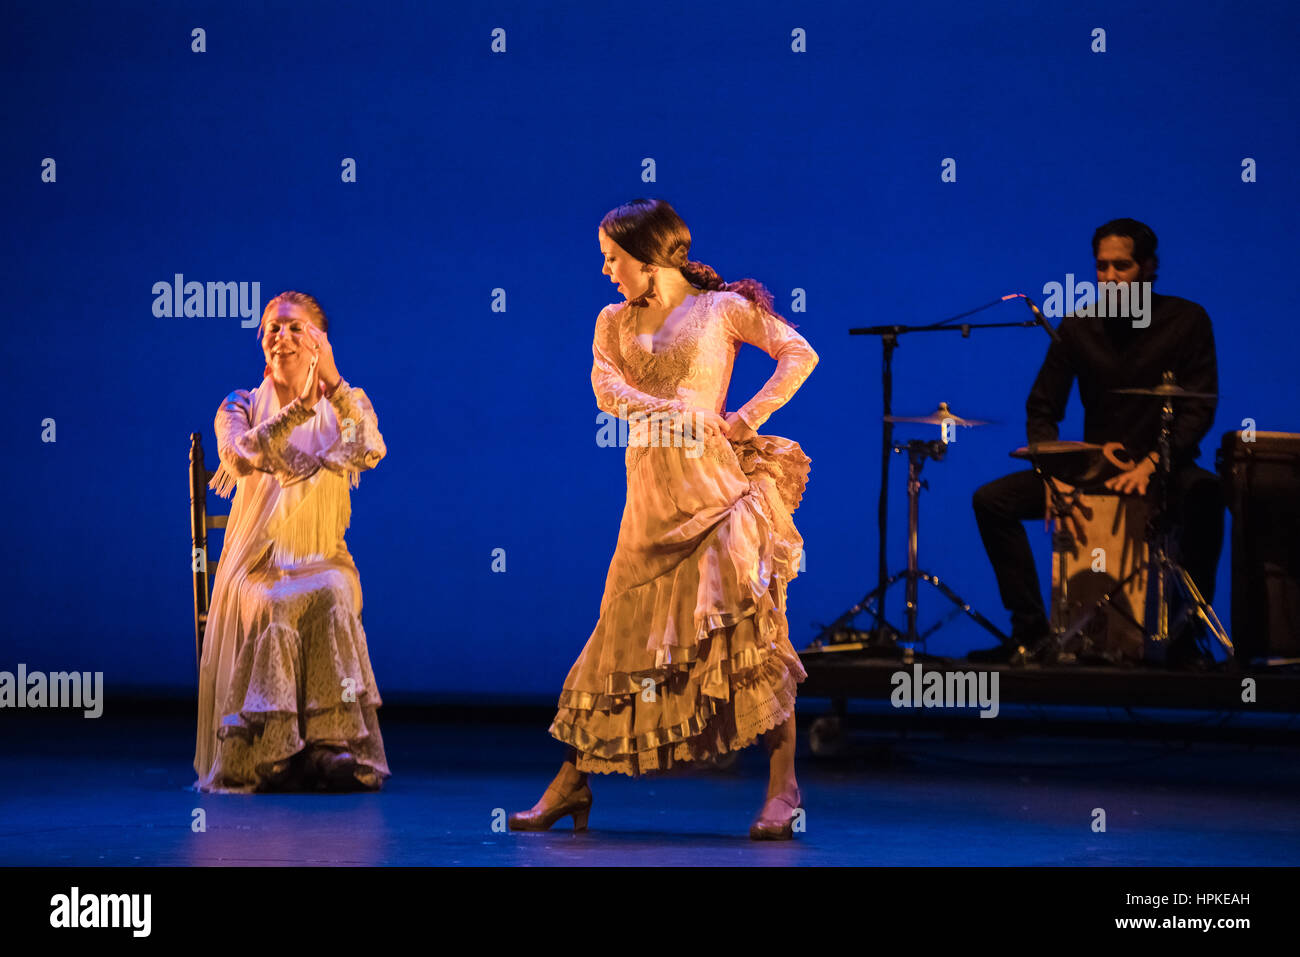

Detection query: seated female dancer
(194, 291), (390, 793)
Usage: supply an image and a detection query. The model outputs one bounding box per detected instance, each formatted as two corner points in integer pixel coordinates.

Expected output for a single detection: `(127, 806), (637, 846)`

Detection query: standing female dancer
(194, 291), (390, 793)
(510, 200), (818, 838)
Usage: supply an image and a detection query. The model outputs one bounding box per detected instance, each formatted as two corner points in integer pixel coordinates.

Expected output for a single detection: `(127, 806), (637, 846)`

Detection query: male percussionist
(968, 218), (1223, 664)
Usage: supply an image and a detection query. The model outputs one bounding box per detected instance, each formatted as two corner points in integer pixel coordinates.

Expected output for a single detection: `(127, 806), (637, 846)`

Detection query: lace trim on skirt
(548, 597), (807, 777)
(196, 604), (391, 793)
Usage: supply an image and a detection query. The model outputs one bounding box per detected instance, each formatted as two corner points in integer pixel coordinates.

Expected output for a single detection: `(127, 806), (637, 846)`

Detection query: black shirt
(1025, 292), (1218, 469)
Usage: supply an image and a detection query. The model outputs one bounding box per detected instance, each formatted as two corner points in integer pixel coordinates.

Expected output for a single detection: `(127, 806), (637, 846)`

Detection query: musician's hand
(1105, 460), (1155, 496)
(723, 410), (757, 442)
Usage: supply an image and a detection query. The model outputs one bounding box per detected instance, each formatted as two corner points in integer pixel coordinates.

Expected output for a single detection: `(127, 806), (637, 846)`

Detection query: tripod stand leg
(813, 574), (907, 644)
(918, 572), (1009, 643)
(1168, 561), (1234, 654)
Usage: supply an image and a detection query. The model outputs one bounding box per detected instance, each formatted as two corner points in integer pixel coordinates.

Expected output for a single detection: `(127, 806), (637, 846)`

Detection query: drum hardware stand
(1144, 374), (1233, 655)
(810, 437), (1009, 655)
(826, 294), (1051, 653)
(1047, 372), (1233, 660)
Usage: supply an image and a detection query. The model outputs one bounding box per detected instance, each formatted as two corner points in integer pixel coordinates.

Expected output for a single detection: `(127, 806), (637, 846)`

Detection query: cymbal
(884, 401), (994, 427)
(1112, 384), (1218, 399)
(1010, 441), (1104, 459)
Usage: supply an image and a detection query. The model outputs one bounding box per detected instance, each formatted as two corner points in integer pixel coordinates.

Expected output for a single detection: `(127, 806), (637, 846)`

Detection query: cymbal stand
(1146, 375), (1233, 654)
(843, 297), (1054, 644)
(811, 438), (1009, 654)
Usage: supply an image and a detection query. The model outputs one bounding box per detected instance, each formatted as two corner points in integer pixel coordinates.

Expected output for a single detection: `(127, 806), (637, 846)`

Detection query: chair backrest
(189, 433), (229, 670)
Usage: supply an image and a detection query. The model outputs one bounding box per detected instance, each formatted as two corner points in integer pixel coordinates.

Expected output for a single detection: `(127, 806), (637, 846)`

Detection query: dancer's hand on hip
(687, 409), (729, 443)
(724, 411), (756, 442)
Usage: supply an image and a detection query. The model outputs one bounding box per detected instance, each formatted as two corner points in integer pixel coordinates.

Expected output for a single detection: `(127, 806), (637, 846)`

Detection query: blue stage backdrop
(3, 0), (1296, 698)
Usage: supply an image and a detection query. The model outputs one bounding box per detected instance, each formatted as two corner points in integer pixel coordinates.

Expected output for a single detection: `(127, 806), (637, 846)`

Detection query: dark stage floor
(2, 708), (1298, 866)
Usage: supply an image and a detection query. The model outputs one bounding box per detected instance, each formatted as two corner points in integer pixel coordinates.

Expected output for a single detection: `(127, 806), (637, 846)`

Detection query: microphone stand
(812, 295), (1051, 654)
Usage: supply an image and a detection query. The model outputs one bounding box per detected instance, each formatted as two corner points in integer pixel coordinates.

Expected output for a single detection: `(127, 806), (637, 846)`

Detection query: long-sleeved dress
(549, 289), (819, 776)
(193, 375), (391, 793)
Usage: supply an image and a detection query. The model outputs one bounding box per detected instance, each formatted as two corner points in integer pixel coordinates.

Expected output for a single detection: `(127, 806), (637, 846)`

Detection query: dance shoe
(308, 745), (363, 790)
(750, 787), (802, 840)
(508, 781), (593, 831)
(254, 757), (296, 791)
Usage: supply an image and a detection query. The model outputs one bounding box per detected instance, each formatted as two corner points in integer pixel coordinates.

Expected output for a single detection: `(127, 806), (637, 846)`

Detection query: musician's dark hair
(599, 198), (796, 327)
(1091, 218), (1159, 282)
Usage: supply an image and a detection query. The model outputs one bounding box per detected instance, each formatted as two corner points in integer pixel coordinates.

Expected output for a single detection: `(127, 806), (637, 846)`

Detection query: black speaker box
(1216, 430), (1300, 661)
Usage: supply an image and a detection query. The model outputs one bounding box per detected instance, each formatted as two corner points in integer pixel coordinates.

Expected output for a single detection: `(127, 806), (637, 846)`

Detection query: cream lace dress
(549, 289), (819, 775)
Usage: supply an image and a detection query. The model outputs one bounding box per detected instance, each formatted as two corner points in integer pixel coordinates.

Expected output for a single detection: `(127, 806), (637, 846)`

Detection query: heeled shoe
(352, 767), (382, 791)
(750, 787), (802, 840)
(508, 781), (593, 831)
(308, 746), (361, 790)
(255, 757), (296, 791)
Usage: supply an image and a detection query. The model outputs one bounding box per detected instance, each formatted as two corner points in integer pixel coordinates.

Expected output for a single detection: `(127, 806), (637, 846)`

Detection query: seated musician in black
(969, 217), (1223, 663)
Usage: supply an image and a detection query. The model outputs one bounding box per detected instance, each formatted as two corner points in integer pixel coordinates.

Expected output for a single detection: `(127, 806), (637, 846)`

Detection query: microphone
(1017, 294), (1062, 345)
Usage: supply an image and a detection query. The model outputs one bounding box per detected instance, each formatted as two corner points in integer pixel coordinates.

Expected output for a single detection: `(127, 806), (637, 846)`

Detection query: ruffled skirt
(548, 431), (811, 776)
(196, 556), (391, 793)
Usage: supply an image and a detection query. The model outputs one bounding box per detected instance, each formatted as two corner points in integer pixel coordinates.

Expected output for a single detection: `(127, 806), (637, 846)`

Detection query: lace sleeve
(591, 304), (688, 419)
(318, 380), (387, 483)
(212, 389), (321, 490)
(723, 293), (819, 431)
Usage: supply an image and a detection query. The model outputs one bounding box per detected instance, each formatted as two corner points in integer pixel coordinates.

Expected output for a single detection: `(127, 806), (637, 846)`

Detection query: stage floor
(2, 710), (1297, 866)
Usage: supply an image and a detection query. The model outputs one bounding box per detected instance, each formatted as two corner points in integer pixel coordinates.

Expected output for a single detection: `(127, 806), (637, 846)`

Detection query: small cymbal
(1112, 384), (1218, 399)
(884, 401), (994, 427)
(1010, 441), (1104, 459)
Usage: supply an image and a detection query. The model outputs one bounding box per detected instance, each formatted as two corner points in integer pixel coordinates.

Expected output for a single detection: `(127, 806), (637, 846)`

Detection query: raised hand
(303, 324), (341, 395)
(298, 353), (321, 404)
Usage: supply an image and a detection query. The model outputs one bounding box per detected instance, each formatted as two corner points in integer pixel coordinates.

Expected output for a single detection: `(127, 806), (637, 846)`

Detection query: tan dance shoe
(508, 781), (593, 831)
(750, 787), (802, 840)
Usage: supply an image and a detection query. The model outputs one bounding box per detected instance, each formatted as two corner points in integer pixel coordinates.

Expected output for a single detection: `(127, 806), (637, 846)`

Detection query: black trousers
(971, 465), (1225, 643)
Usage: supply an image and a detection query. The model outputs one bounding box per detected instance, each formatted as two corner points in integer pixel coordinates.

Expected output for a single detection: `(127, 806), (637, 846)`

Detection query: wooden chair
(189, 431), (366, 671)
(189, 432), (228, 670)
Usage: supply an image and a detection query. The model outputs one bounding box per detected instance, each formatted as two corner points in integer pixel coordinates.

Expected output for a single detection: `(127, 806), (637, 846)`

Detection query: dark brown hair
(599, 199), (796, 327)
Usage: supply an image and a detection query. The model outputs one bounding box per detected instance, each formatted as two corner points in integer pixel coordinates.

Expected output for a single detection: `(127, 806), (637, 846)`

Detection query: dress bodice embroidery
(617, 292), (713, 400)
(592, 288), (819, 474)
(614, 292), (734, 471)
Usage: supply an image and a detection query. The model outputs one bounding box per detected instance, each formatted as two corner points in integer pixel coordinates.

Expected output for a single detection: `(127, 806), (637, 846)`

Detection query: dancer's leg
(553, 746), (588, 792)
(764, 716), (799, 803)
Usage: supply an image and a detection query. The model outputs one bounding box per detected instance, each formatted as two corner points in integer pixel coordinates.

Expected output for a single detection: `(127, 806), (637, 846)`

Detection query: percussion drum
(1045, 481), (1151, 662)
